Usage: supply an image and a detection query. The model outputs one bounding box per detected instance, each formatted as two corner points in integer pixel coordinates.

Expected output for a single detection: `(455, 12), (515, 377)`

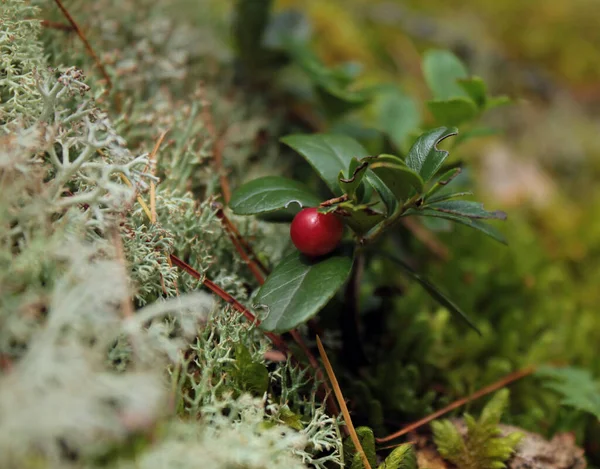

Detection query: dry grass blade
(316, 336), (372, 469)
(213, 205), (266, 284)
(110, 226), (134, 318)
(119, 173), (152, 220)
(149, 130), (169, 224)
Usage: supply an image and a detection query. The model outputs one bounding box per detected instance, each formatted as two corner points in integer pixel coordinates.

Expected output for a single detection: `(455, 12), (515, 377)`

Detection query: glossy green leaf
(405, 127), (458, 182)
(256, 248), (354, 332)
(374, 86), (421, 151)
(339, 157), (369, 199)
(282, 134), (369, 196)
(229, 176), (321, 215)
(422, 49), (469, 100)
(369, 154), (424, 202)
(334, 202), (385, 235)
(367, 171), (399, 216)
(256, 205), (302, 223)
(458, 76), (487, 108)
(426, 200), (507, 220)
(424, 167), (462, 199)
(425, 191), (473, 205)
(427, 97), (478, 126)
(404, 208), (507, 244)
(376, 250), (480, 334)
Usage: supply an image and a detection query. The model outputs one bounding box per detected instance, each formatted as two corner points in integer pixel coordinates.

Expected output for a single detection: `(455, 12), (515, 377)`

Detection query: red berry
(290, 208), (344, 257)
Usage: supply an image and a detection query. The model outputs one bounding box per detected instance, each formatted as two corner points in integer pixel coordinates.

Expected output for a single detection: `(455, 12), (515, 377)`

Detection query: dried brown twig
(53, 0), (112, 90)
(375, 366), (536, 444)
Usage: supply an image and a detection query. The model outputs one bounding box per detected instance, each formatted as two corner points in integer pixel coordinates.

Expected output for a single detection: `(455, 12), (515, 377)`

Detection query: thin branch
(375, 366), (536, 444)
(214, 205), (269, 281)
(316, 336), (372, 469)
(53, 0), (112, 90)
(214, 135), (231, 203)
(40, 19), (75, 31)
(199, 84), (231, 202)
(320, 194), (349, 207)
(169, 254), (288, 353)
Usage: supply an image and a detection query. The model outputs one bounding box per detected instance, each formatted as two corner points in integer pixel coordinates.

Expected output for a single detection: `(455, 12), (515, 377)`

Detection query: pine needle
(316, 335), (372, 469)
(119, 173), (152, 220)
(148, 130), (169, 224)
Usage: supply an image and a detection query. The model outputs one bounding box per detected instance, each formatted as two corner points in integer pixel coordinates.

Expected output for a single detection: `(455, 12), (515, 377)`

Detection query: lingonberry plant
(226, 0), (512, 337)
(229, 126), (507, 333)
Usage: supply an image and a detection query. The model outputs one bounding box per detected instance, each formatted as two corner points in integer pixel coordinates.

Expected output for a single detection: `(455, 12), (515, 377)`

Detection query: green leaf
(227, 344), (269, 396)
(432, 390), (522, 469)
(282, 134), (369, 196)
(458, 76), (487, 108)
(277, 405), (305, 430)
(367, 171), (399, 216)
(405, 127), (458, 182)
(424, 167), (463, 199)
(339, 157), (369, 199)
(334, 202), (385, 235)
(486, 95), (512, 110)
(378, 444), (417, 469)
(536, 366), (600, 420)
(315, 86), (370, 119)
(376, 250), (480, 334)
(281, 133), (398, 214)
(427, 97), (479, 126)
(369, 154), (424, 202)
(256, 205), (303, 223)
(422, 49), (469, 100)
(374, 86), (421, 151)
(229, 176), (321, 215)
(288, 44), (370, 118)
(343, 427), (377, 469)
(425, 191), (473, 205)
(404, 208), (507, 245)
(426, 200), (507, 220)
(256, 247), (354, 332)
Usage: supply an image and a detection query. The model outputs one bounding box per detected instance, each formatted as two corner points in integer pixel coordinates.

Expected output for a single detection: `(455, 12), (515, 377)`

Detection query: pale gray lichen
(0, 0), (46, 129)
(0, 1), (342, 468)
